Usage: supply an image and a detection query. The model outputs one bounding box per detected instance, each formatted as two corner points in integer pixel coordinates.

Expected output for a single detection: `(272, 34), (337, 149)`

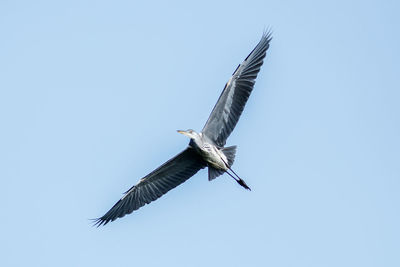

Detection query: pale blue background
(1, 0), (399, 266)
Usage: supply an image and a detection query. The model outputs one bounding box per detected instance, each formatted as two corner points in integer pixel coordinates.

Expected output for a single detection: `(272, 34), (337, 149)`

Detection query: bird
(94, 32), (272, 226)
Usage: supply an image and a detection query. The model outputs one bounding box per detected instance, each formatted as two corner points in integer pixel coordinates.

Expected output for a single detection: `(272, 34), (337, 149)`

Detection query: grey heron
(94, 32), (272, 226)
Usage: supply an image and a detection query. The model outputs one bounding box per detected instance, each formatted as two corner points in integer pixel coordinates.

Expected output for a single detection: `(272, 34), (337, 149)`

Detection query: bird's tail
(222, 146), (251, 190)
(208, 146), (237, 181)
(221, 145), (236, 167)
(213, 146), (251, 190)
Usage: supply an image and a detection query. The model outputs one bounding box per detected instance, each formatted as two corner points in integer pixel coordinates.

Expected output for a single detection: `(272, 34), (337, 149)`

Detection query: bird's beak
(177, 130), (190, 137)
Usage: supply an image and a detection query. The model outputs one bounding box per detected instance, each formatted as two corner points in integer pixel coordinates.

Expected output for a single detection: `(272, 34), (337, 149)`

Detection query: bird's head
(177, 129), (199, 140)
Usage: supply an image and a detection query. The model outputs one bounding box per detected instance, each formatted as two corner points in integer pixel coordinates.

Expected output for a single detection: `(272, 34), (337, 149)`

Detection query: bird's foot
(237, 179), (251, 191)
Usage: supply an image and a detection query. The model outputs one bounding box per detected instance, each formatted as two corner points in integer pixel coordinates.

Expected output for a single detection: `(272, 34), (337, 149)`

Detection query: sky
(1, 0), (399, 266)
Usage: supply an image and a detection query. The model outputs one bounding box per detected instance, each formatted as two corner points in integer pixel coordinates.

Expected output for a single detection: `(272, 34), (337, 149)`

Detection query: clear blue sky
(1, 0), (399, 266)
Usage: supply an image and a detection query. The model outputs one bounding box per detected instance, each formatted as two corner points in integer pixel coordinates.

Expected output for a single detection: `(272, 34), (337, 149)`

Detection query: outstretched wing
(94, 147), (206, 226)
(202, 32), (272, 147)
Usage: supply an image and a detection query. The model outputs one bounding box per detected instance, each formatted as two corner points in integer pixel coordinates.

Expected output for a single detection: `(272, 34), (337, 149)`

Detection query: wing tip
(260, 28), (273, 52)
(262, 27), (273, 41)
(91, 217), (109, 227)
(243, 29), (273, 62)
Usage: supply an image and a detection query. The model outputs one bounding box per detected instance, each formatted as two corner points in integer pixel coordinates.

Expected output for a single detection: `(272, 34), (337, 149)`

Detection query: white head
(177, 129), (200, 140)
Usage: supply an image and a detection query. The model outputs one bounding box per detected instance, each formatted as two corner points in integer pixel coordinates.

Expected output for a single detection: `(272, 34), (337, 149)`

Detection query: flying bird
(94, 32), (272, 226)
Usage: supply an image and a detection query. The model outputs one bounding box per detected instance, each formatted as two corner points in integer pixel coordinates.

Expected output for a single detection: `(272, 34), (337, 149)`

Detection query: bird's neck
(189, 132), (203, 149)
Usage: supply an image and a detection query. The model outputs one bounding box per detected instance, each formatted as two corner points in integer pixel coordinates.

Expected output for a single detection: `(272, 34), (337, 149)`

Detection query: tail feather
(221, 145), (236, 167)
(207, 146), (237, 181)
(208, 167), (225, 181)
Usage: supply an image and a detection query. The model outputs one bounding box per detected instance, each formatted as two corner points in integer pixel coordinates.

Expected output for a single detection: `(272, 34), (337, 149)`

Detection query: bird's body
(199, 143), (229, 171)
(94, 32), (272, 226)
(181, 130), (228, 170)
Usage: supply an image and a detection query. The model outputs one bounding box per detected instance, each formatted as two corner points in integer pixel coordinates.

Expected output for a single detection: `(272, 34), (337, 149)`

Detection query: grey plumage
(94, 32), (272, 226)
(202, 32), (272, 147)
(95, 148), (205, 226)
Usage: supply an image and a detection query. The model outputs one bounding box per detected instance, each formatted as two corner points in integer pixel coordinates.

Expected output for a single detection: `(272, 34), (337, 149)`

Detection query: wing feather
(94, 147), (206, 226)
(202, 32), (272, 146)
